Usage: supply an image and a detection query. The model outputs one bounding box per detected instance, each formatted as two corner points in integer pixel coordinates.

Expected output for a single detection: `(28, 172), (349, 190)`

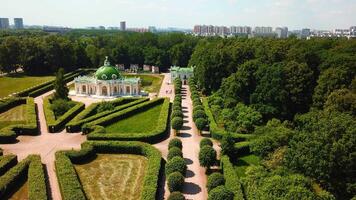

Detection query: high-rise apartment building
(275, 27), (288, 38)
(120, 21), (126, 31)
(301, 28), (311, 38)
(14, 18), (24, 29)
(0, 18), (10, 29)
(254, 26), (273, 34)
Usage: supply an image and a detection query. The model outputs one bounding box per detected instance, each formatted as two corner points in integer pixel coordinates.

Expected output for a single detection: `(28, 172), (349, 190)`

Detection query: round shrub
(168, 147), (183, 160)
(195, 117), (207, 131)
(172, 117), (183, 131)
(199, 146), (217, 169)
(167, 172), (185, 192)
(165, 156), (187, 176)
(208, 186), (234, 200)
(200, 138), (213, 148)
(207, 172), (225, 192)
(193, 98), (202, 106)
(193, 105), (204, 113)
(169, 138), (183, 149)
(173, 105), (182, 112)
(171, 110), (183, 118)
(168, 191), (185, 200)
(193, 110), (206, 121)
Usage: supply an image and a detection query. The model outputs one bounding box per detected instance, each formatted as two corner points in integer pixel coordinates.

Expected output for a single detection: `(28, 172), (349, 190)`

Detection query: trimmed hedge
(0, 154), (18, 176)
(167, 147), (183, 161)
(168, 138), (183, 150)
(0, 155), (47, 200)
(202, 98), (254, 142)
(165, 156), (187, 176)
(66, 98), (148, 132)
(208, 185), (234, 200)
(167, 172), (185, 192)
(207, 172), (225, 192)
(200, 138), (213, 148)
(220, 156), (244, 200)
(168, 191), (185, 200)
(43, 96), (85, 133)
(87, 98), (170, 143)
(234, 141), (251, 155)
(55, 141), (162, 200)
(0, 97), (38, 143)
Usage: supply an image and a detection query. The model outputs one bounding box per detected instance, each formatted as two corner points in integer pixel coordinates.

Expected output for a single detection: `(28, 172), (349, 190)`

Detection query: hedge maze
(55, 141), (162, 200)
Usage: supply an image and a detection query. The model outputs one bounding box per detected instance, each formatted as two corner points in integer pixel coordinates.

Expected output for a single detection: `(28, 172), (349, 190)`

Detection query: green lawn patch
(0, 74), (54, 98)
(123, 74), (164, 93)
(0, 104), (27, 129)
(75, 154), (148, 200)
(105, 103), (163, 133)
(233, 154), (260, 177)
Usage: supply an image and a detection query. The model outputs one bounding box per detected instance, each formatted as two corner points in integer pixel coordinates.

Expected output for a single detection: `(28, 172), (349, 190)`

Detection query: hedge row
(0, 155), (47, 200)
(166, 138), (186, 193)
(234, 141), (251, 155)
(66, 98), (148, 132)
(43, 97), (85, 132)
(0, 97), (24, 113)
(171, 78), (183, 133)
(0, 148), (3, 156)
(220, 155), (244, 200)
(0, 154), (18, 176)
(87, 98), (170, 143)
(188, 77), (208, 133)
(55, 141), (162, 200)
(202, 98), (254, 142)
(0, 97), (38, 143)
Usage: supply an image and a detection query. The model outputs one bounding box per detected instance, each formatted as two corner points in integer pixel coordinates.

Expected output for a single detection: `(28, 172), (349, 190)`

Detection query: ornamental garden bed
(55, 141), (162, 200)
(0, 98), (38, 143)
(86, 98), (170, 143)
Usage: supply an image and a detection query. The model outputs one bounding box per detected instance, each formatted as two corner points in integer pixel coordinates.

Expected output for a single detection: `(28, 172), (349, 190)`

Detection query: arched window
(126, 86), (130, 94)
(114, 86), (118, 94)
(102, 86), (108, 96)
(82, 85), (86, 93)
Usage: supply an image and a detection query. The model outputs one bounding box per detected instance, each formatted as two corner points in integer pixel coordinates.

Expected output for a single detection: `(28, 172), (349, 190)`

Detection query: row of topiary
(43, 96), (85, 132)
(55, 141), (162, 200)
(0, 155), (48, 200)
(188, 77), (208, 134)
(0, 97), (38, 143)
(86, 98), (170, 143)
(166, 138), (186, 199)
(66, 98), (147, 132)
(171, 78), (184, 135)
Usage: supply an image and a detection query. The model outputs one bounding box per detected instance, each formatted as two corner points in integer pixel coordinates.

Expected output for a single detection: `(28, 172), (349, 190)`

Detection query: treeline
(0, 30), (198, 75)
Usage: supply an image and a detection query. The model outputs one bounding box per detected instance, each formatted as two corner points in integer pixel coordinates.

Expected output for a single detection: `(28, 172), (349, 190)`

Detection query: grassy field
(75, 154), (148, 200)
(123, 74), (164, 93)
(233, 154), (260, 177)
(0, 73), (54, 98)
(0, 104), (27, 129)
(105, 103), (163, 133)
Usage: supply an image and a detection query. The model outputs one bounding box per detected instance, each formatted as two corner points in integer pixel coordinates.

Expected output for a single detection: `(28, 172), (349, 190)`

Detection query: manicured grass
(233, 154), (260, 177)
(123, 74), (164, 93)
(105, 103), (163, 133)
(0, 74), (54, 98)
(0, 104), (27, 129)
(74, 154), (148, 200)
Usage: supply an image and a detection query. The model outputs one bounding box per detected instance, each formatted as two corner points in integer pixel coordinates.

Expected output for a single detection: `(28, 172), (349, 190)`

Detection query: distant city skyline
(2, 0), (356, 30)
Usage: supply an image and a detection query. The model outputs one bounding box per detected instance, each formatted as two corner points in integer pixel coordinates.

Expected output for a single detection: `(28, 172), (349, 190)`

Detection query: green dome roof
(95, 57), (121, 80)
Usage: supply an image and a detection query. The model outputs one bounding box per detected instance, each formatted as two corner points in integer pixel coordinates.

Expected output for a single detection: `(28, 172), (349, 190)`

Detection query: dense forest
(0, 30), (355, 199)
(0, 30), (198, 74)
(190, 38), (355, 199)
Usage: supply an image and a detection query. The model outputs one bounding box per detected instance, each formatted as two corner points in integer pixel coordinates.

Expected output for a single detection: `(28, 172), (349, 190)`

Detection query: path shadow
(185, 169), (195, 178)
(182, 110), (188, 113)
(183, 120), (189, 123)
(183, 115), (188, 119)
(183, 182), (202, 195)
(181, 126), (191, 131)
(184, 158), (193, 165)
(182, 106), (188, 109)
(178, 132), (191, 138)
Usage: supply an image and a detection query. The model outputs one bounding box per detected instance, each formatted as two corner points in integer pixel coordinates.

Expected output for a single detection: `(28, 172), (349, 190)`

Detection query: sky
(2, 0), (356, 30)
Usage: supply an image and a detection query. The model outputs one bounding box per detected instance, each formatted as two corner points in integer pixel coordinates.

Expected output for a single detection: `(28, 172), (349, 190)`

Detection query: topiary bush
(165, 156), (187, 176)
(167, 172), (185, 192)
(171, 110), (183, 118)
(207, 172), (225, 192)
(200, 138), (213, 148)
(199, 146), (217, 170)
(193, 110), (206, 121)
(168, 191), (185, 200)
(195, 117), (207, 132)
(208, 185), (234, 200)
(167, 147), (183, 161)
(172, 117), (183, 132)
(169, 138), (183, 150)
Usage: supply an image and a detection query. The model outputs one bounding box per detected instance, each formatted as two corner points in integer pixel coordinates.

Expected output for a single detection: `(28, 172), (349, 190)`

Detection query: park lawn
(105, 103), (163, 133)
(233, 154), (261, 177)
(75, 154), (148, 200)
(0, 104), (27, 129)
(0, 74), (54, 98)
(123, 74), (164, 93)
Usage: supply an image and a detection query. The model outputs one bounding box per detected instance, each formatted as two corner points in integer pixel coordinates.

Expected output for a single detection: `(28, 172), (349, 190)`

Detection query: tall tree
(53, 68), (69, 100)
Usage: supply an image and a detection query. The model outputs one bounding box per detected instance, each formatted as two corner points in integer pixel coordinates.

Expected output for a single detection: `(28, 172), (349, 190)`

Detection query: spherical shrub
(171, 110), (183, 118)
(193, 98), (202, 107)
(200, 138), (213, 148)
(193, 105), (204, 113)
(173, 105), (182, 111)
(199, 146), (217, 169)
(165, 156), (187, 176)
(169, 138), (183, 150)
(167, 172), (185, 192)
(172, 117), (183, 131)
(207, 172), (225, 192)
(193, 110), (206, 121)
(168, 147), (183, 161)
(195, 117), (207, 131)
(208, 186), (234, 200)
(168, 191), (185, 200)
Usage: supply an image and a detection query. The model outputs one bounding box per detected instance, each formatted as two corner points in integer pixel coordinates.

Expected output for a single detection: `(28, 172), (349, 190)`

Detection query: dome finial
(104, 56), (110, 66)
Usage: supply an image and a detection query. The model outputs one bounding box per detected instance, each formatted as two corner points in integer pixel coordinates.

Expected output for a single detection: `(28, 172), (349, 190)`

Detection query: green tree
(220, 134), (235, 157)
(167, 172), (185, 192)
(53, 68), (69, 100)
(324, 88), (356, 116)
(207, 172), (225, 192)
(208, 185), (234, 200)
(199, 146), (217, 171)
(0, 36), (22, 73)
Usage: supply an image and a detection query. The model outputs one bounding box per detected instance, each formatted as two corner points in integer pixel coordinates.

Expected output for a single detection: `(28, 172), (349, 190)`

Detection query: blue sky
(2, 0), (356, 30)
